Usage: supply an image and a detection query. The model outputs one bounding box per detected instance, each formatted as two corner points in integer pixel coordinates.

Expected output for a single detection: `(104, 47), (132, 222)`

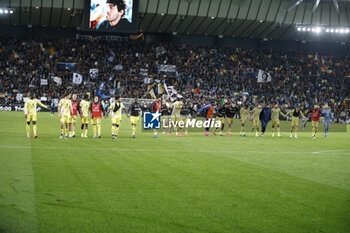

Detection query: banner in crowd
(90, 68), (99, 79)
(140, 68), (148, 76)
(40, 79), (48, 86)
(147, 80), (183, 100)
(16, 94), (23, 102)
(156, 46), (167, 58)
(257, 70), (272, 83)
(56, 62), (77, 71)
(72, 73), (83, 85)
(52, 76), (62, 85)
(76, 34), (128, 42)
(158, 65), (176, 75)
(164, 83), (183, 101)
(144, 77), (152, 84)
(115, 64), (123, 70)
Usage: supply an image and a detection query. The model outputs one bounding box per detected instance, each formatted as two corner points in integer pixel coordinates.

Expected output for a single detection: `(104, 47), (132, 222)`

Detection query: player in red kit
(310, 105), (321, 139)
(90, 96), (105, 138)
(150, 95), (162, 138)
(69, 93), (79, 137)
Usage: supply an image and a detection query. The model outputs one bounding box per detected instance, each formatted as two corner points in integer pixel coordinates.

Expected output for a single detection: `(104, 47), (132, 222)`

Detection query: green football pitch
(0, 112), (349, 233)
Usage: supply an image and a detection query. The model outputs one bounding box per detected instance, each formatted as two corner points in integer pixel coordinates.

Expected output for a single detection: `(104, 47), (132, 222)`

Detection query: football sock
(132, 125), (136, 135)
(111, 125), (115, 135)
(84, 128), (88, 136)
(115, 126), (120, 135)
(33, 125), (37, 135)
(93, 125), (97, 135)
(325, 128), (328, 136)
(65, 128), (68, 136)
(277, 127), (280, 133)
(26, 124), (30, 134)
(61, 128), (64, 134)
(97, 124), (101, 135)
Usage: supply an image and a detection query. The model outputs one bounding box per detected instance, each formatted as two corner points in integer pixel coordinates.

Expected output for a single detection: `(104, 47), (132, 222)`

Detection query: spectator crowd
(0, 37), (349, 117)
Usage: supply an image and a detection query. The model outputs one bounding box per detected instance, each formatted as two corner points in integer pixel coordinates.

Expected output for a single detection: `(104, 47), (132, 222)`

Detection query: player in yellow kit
(105, 95), (129, 139)
(271, 104), (285, 137)
(250, 104), (262, 136)
(58, 92), (73, 139)
(24, 93), (49, 138)
(239, 105), (250, 136)
(79, 94), (90, 138)
(284, 104), (307, 138)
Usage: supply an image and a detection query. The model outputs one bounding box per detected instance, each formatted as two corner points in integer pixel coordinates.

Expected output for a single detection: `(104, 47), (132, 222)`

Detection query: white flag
(40, 79), (48, 86)
(90, 68), (99, 79)
(257, 69), (272, 83)
(53, 76), (62, 85)
(72, 73), (83, 85)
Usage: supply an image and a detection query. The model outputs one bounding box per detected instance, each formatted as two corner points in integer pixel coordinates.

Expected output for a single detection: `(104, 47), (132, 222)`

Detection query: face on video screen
(89, 0), (136, 32)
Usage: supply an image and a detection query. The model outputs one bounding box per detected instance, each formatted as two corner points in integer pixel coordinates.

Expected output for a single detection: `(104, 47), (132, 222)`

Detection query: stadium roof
(0, 0), (350, 41)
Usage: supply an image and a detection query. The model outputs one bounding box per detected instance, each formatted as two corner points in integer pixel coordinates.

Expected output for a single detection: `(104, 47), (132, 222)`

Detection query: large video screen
(89, 0), (138, 32)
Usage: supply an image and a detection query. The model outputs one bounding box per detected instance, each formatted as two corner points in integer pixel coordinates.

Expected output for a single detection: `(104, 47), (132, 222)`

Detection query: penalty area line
(0, 145), (349, 155)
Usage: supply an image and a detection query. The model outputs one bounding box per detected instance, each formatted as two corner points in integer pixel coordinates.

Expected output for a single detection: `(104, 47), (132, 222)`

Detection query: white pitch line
(0, 145), (349, 155)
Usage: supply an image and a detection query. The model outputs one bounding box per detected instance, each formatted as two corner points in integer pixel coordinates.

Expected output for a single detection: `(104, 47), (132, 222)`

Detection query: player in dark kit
(99, 0), (131, 31)
(179, 100), (193, 136)
(128, 98), (143, 138)
(226, 102), (239, 136)
(214, 103), (228, 136)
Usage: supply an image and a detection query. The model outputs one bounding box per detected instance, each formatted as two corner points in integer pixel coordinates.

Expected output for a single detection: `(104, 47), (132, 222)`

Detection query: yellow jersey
(172, 101), (183, 117)
(58, 98), (72, 117)
(240, 108), (249, 120)
(80, 100), (90, 117)
(24, 98), (46, 116)
(252, 107), (261, 119)
(271, 108), (282, 120)
(109, 102), (125, 118)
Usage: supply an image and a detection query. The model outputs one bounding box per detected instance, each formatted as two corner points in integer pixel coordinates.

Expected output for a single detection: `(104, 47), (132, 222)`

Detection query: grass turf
(0, 111), (349, 233)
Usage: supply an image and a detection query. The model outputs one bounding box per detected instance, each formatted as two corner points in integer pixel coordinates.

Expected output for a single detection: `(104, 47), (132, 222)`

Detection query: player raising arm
(128, 98), (143, 138)
(284, 104), (306, 138)
(58, 92), (73, 139)
(24, 92), (49, 138)
(105, 95), (128, 139)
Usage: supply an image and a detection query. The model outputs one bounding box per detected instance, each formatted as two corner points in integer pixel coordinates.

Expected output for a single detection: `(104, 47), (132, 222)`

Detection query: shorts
(26, 114), (37, 122)
(216, 117), (225, 124)
(130, 116), (139, 125)
(312, 121), (319, 128)
(252, 119), (260, 128)
(227, 117), (234, 124)
(291, 117), (299, 127)
(271, 119), (280, 126)
(91, 118), (101, 125)
(69, 115), (77, 123)
(323, 120), (330, 128)
(111, 117), (121, 125)
(60, 115), (70, 124)
(81, 116), (89, 124)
